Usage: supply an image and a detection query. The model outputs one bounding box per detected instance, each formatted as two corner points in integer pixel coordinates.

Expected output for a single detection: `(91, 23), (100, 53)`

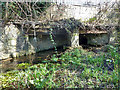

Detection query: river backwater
(0, 47), (65, 73)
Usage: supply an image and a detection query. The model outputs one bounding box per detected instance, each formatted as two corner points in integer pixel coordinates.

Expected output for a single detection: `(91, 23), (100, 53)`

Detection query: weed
(1, 45), (119, 89)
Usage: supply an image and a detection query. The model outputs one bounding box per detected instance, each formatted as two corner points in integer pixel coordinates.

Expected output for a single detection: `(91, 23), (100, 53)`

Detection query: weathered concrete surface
(79, 28), (117, 46)
(79, 24), (118, 46)
(109, 29), (118, 44)
(79, 33), (108, 45)
(0, 18), (118, 59)
(0, 18), (81, 59)
(29, 34), (68, 52)
(40, 4), (99, 21)
(87, 34), (109, 45)
(0, 24), (69, 59)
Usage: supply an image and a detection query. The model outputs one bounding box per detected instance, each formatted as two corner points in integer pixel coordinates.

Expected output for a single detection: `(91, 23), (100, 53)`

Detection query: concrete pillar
(71, 33), (79, 47)
(69, 28), (79, 47)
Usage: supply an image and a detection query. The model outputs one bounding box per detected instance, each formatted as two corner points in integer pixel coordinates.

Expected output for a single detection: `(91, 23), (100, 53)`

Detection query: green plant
(1, 46), (119, 89)
(17, 63), (31, 70)
(86, 17), (97, 23)
(1, 2), (51, 21)
(49, 28), (58, 54)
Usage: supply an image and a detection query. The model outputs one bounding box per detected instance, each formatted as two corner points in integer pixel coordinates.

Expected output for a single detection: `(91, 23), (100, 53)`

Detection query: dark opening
(79, 34), (88, 45)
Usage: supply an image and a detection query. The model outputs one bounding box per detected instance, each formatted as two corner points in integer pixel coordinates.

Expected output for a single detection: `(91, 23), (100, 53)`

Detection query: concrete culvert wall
(0, 18), (81, 60)
(0, 1), (119, 59)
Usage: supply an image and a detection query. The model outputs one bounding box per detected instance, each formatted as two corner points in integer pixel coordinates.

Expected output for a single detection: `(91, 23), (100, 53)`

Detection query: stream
(0, 45), (106, 73)
(0, 47), (65, 73)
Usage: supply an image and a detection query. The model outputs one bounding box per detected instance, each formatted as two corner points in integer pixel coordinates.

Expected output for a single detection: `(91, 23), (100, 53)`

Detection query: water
(0, 47), (65, 73)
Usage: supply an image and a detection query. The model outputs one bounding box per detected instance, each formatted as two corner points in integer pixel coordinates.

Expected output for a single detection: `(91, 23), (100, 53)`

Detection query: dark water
(0, 47), (65, 73)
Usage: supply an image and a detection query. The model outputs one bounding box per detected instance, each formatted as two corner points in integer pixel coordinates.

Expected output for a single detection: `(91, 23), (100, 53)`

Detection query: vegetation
(0, 2), (51, 21)
(86, 17), (97, 23)
(0, 1), (119, 89)
(0, 45), (119, 89)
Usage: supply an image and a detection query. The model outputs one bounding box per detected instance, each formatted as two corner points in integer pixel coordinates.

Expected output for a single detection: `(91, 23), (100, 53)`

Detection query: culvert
(79, 34), (88, 45)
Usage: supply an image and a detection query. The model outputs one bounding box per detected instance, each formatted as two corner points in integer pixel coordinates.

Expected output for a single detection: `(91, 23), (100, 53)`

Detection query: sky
(0, 0), (116, 4)
(54, 0), (116, 5)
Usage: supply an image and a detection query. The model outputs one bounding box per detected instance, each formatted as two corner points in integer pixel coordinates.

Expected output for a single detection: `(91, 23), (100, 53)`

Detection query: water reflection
(0, 47), (65, 73)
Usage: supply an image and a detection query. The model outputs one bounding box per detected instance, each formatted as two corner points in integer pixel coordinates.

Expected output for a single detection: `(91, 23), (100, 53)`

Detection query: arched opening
(79, 34), (88, 45)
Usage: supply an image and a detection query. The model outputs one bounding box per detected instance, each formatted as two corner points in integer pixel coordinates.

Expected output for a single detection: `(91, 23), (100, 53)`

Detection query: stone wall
(0, 23), (118, 59)
(79, 28), (118, 46)
(87, 34), (109, 45)
(40, 4), (99, 21)
(0, 18), (80, 59)
(0, 23), (68, 59)
(0, 3), (118, 59)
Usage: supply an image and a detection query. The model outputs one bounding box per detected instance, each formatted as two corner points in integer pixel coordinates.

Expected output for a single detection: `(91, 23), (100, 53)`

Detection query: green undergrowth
(0, 45), (119, 89)
(85, 17), (97, 23)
